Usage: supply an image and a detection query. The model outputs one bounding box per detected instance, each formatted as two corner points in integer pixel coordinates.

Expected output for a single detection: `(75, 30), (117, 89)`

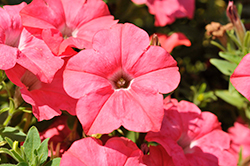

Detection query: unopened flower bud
(227, 1), (246, 45)
(150, 33), (161, 46)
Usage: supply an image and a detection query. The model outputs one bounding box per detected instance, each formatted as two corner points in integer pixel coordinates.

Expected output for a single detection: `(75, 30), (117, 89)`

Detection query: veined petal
(133, 67), (180, 94)
(20, 0), (65, 30)
(231, 53), (250, 100)
(17, 28), (64, 83)
(0, 44), (18, 70)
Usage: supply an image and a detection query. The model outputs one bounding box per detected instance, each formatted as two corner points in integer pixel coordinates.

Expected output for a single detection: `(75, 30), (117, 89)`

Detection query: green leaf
(0, 127), (26, 142)
(0, 107), (9, 115)
(210, 59), (237, 76)
(125, 131), (139, 143)
(44, 158), (61, 166)
(215, 90), (245, 109)
(23, 126), (41, 163)
(4, 137), (14, 148)
(17, 162), (29, 166)
(218, 52), (242, 64)
(238, 147), (243, 165)
(0, 164), (17, 166)
(37, 138), (49, 165)
(30, 155), (39, 166)
(0, 147), (23, 163)
(0, 147), (15, 158)
(243, 31), (250, 54)
(210, 40), (226, 52)
(227, 30), (242, 49)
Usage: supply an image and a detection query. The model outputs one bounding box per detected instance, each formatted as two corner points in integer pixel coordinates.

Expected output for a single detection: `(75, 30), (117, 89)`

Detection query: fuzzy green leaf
(0, 147), (23, 163)
(23, 126), (41, 163)
(210, 59), (237, 76)
(218, 52), (242, 64)
(17, 162), (29, 166)
(37, 138), (49, 165)
(0, 127), (26, 142)
(44, 158), (61, 166)
(215, 90), (245, 109)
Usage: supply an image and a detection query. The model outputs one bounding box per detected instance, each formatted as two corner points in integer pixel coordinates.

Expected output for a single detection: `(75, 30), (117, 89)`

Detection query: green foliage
(210, 59), (237, 76)
(0, 127), (26, 143)
(0, 126), (60, 166)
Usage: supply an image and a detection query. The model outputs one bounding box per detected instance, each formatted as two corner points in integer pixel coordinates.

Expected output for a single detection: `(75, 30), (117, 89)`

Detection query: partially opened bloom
(20, 0), (118, 56)
(146, 98), (237, 166)
(231, 53), (250, 101)
(0, 3), (63, 82)
(132, 0), (195, 26)
(6, 63), (77, 121)
(228, 118), (250, 161)
(150, 33), (191, 53)
(60, 137), (145, 166)
(63, 23), (180, 135)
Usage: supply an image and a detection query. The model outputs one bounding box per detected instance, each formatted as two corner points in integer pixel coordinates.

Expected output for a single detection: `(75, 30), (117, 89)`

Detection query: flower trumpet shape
(63, 23), (180, 135)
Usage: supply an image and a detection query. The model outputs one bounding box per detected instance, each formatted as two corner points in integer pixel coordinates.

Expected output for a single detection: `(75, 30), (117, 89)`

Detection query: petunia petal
(231, 53), (250, 100)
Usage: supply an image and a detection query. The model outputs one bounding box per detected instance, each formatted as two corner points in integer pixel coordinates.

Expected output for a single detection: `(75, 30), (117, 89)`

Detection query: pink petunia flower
(150, 33), (191, 53)
(142, 144), (174, 166)
(0, 3), (64, 83)
(145, 98), (237, 166)
(60, 137), (146, 166)
(5, 63), (77, 121)
(63, 23), (180, 135)
(132, 0), (195, 27)
(228, 118), (250, 161)
(230, 53), (250, 101)
(40, 115), (79, 157)
(20, 0), (118, 56)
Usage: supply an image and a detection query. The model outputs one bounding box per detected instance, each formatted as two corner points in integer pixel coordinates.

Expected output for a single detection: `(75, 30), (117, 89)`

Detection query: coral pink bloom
(228, 118), (250, 160)
(132, 0), (195, 26)
(0, 3), (25, 70)
(63, 23), (180, 135)
(143, 145), (175, 166)
(150, 33), (191, 53)
(146, 98), (237, 166)
(60, 137), (145, 166)
(40, 116), (79, 157)
(231, 53), (250, 101)
(0, 3), (64, 83)
(20, 0), (118, 56)
(5, 64), (77, 121)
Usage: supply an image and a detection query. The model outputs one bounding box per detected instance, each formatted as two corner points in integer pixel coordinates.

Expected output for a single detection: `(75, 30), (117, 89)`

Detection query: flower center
(116, 78), (128, 88)
(108, 69), (133, 90)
